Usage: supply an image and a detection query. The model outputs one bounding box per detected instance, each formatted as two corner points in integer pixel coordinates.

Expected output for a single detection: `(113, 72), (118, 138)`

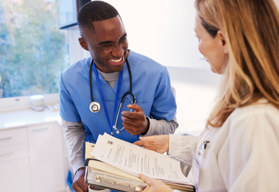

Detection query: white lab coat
(169, 100), (279, 192)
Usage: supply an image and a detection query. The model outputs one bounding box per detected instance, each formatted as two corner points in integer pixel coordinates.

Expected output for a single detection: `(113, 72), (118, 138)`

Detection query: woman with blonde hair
(135, 0), (279, 191)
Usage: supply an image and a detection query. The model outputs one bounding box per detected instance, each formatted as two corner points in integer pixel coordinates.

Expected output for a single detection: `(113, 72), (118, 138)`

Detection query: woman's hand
(140, 174), (172, 192)
(134, 135), (170, 154)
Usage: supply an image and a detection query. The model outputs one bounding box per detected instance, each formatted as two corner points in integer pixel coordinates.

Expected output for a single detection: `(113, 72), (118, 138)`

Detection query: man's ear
(78, 37), (89, 51)
(217, 30), (229, 54)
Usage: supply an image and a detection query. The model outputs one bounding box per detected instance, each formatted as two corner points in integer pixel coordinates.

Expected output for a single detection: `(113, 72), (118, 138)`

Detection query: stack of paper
(85, 133), (194, 192)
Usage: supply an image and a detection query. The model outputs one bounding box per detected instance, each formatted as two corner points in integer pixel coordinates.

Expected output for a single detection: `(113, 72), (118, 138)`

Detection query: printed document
(91, 133), (190, 184)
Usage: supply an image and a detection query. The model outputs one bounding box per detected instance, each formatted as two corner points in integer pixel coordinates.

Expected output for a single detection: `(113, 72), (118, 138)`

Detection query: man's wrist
(75, 166), (86, 175)
(141, 116), (150, 135)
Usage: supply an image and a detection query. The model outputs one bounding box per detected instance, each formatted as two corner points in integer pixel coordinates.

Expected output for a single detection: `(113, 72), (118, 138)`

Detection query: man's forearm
(62, 120), (86, 173)
(144, 118), (179, 136)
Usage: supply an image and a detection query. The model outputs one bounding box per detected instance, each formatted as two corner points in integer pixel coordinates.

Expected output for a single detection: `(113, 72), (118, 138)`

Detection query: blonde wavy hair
(195, 0), (279, 128)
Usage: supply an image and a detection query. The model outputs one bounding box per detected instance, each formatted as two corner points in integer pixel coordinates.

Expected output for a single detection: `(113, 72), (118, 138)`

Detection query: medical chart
(91, 133), (190, 184)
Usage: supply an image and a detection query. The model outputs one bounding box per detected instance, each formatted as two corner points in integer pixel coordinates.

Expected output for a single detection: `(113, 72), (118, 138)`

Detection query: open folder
(84, 133), (195, 192)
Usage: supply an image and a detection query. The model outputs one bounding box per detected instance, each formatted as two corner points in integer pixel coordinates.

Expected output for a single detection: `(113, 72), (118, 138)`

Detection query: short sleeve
(150, 67), (176, 121)
(59, 72), (81, 122)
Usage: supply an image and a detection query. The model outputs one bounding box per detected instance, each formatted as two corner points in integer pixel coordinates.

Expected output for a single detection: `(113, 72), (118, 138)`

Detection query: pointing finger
(127, 103), (142, 112)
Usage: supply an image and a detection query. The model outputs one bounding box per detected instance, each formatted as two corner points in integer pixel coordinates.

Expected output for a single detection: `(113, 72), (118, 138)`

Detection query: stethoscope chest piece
(89, 101), (101, 113)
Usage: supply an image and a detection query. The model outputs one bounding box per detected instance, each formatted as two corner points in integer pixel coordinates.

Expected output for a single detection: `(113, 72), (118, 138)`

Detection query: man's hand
(72, 168), (105, 191)
(72, 168), (88, 192)
(133, 135), (170, 154)
(121, 103), (149, 135)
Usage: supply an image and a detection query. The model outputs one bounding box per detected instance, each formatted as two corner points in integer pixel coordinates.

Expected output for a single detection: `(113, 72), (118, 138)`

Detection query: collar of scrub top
(93, 60), (123, 135)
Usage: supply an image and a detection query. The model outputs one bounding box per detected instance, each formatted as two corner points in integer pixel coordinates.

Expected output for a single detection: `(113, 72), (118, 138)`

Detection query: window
(0, 0), (70, 98)
(58, 0), (77, 29)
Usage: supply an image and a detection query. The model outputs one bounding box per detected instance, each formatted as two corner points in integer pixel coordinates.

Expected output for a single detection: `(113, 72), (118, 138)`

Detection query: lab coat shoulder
(227, 101), (279, 140)
(219, 101), (279, 192)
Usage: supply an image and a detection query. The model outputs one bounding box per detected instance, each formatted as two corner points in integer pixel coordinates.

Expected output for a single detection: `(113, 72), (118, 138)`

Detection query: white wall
(97, 0), (208, 68)
(66, 26), (90, 64)
(167, 67), (220, 135)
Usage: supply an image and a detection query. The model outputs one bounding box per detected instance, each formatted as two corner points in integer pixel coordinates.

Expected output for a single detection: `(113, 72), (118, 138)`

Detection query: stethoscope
(89, 58), (136, 134)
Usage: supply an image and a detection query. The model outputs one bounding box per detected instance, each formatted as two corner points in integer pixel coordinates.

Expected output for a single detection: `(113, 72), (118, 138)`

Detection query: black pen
(203, 140), (210, 149)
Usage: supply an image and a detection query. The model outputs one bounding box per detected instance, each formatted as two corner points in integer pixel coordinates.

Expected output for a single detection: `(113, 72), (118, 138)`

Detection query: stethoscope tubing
(89, 58), (136, 134)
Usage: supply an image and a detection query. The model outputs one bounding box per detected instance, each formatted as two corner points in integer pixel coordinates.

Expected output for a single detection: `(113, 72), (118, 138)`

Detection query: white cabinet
(0, 153), (31, 192)
(28, 122), (66, 192)
(0, 127), (31, 192)
(0, 122), (67, 192)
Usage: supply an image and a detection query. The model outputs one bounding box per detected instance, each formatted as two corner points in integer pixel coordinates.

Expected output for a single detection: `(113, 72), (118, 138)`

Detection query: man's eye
(120, 37), (127, 43)
(102, 43), (113, 47)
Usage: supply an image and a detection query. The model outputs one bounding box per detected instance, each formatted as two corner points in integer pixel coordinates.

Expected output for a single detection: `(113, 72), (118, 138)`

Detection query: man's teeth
(111, 57), (122, 62)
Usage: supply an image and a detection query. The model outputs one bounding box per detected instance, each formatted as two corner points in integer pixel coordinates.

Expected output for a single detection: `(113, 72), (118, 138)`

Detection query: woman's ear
(78, 37), (89, 51)
(217, 30), (229, 54)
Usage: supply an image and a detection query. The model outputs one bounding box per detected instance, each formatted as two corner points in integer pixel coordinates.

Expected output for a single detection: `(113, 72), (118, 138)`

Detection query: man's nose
(112, 44), (124, 57)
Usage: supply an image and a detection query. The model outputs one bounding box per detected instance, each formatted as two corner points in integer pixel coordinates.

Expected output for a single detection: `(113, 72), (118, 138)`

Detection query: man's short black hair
(78, 1), (119, 29)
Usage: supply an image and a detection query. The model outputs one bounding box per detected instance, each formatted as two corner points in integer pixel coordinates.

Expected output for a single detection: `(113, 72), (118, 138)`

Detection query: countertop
(0, 106), (61, 130)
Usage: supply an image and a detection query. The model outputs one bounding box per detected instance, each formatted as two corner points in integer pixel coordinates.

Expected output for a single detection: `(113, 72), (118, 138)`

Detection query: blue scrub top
(59, 50), (177, 143)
